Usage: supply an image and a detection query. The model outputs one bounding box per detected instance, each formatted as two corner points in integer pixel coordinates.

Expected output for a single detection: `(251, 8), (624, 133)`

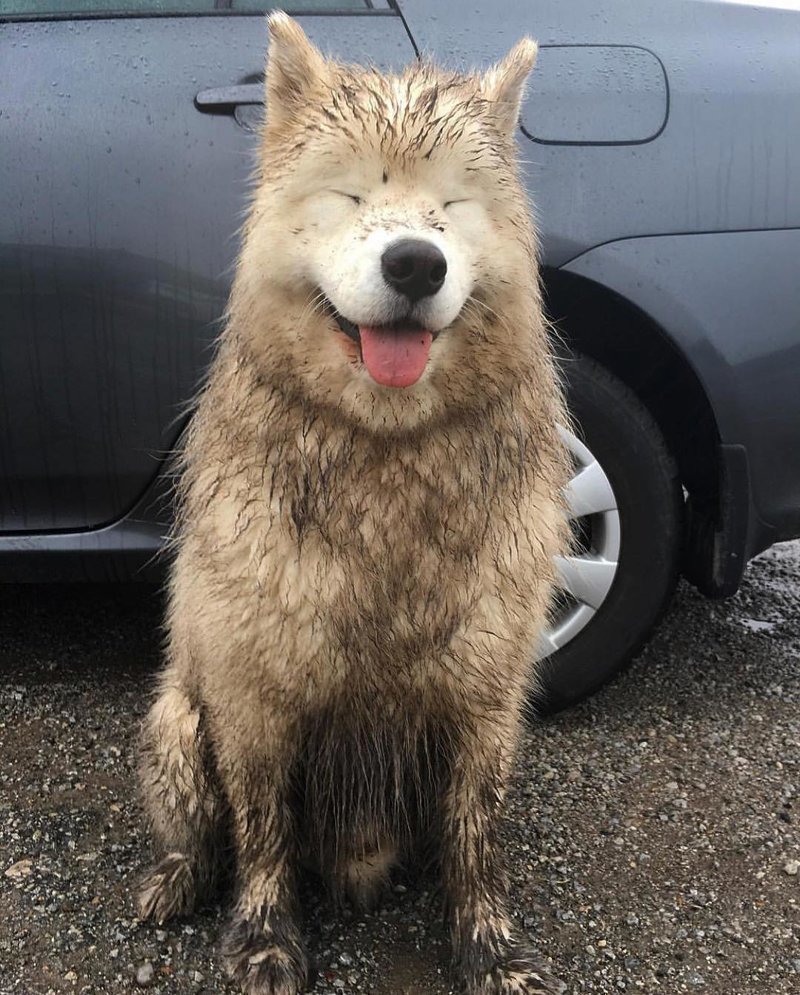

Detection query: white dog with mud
(137, 13), (570, 995)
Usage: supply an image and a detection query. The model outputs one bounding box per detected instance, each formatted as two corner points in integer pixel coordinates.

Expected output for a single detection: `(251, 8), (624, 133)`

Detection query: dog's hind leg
(137, 680), (222, 923)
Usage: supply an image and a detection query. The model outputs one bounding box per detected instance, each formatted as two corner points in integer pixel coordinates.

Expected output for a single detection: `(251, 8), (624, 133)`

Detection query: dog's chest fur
(180, 349), (551, 708)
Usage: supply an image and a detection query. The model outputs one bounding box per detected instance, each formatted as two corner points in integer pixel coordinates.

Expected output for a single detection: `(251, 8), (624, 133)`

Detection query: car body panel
(402, 0), (800, 265)
(0, 486), (166, 583)
(0, 10), (414, 533)
(562, 228), (800, 554)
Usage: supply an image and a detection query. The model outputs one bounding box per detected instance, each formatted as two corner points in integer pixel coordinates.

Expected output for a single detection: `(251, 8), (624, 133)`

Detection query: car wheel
(536, 353), (683, 712)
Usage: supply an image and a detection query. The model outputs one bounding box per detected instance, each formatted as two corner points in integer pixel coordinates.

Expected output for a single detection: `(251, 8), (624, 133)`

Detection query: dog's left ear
(481, 38), (538, 137)
(265, 11), (329, 127)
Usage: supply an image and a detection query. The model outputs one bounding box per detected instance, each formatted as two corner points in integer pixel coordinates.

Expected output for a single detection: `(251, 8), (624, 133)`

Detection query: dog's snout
(381, 239), (447, 302)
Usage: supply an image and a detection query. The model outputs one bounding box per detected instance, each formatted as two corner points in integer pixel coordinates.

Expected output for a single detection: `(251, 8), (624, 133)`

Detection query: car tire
(535, 353), (684, 713)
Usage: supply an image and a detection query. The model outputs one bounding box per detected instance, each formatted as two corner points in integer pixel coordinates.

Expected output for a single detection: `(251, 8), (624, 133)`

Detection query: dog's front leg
(442, 719), (559, 995)
(220, 744), (308, 995)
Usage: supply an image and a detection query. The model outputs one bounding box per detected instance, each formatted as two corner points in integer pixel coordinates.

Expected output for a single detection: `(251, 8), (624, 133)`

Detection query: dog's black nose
(381, 239), (447, 302)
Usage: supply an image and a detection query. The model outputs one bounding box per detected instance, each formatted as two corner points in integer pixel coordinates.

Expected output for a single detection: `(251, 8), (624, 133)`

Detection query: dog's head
(234, 13), (540, 432)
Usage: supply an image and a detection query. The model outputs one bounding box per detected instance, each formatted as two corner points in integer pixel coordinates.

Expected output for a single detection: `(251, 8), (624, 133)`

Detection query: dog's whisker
(297, 290), (330, 329)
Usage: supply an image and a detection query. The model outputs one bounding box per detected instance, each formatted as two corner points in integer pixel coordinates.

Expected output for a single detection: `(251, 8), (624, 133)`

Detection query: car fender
(561, 228), (800, 560)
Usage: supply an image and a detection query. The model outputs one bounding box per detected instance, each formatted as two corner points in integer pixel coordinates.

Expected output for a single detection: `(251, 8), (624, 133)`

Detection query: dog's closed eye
(443, 199), (470, 209)
(331, 190), (362, 205)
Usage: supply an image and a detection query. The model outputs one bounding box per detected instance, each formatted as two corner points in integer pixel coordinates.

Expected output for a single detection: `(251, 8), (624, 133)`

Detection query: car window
(0, 1), (369, 16)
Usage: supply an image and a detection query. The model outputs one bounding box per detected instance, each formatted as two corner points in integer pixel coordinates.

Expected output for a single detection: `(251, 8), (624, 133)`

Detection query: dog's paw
(491, 947), (564, 995)
(462, 946), (564, 995)
(137, 852), (196, 924)
(222, 914), (308, 995)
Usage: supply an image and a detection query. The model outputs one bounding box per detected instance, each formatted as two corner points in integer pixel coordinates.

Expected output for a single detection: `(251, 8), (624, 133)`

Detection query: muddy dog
(137, 13), (570, 995)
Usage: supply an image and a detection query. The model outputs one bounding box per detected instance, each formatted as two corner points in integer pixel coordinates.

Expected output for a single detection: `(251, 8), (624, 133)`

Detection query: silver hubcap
(539, 426), (621, 658)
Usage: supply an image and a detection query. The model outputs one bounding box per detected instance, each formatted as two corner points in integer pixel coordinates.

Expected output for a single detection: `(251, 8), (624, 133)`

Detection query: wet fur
(138, 13), (569, 995)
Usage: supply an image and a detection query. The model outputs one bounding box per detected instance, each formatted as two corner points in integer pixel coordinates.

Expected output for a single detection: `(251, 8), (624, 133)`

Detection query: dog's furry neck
(180, 332), (544, 532)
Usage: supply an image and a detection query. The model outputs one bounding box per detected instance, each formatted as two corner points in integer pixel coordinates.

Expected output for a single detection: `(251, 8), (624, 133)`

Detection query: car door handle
(195, 83), (263, 110)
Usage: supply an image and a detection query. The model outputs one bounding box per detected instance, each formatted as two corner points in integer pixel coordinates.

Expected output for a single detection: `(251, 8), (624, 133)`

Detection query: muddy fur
(137, 13), (570, 995)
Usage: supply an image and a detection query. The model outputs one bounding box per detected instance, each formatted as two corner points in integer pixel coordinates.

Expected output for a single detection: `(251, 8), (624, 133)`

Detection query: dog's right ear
(265, 11), (328, 127)
(481, 38), (538, 138)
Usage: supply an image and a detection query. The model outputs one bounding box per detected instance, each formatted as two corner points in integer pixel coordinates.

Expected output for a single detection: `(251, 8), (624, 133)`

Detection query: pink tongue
(359, 326), (433, 388)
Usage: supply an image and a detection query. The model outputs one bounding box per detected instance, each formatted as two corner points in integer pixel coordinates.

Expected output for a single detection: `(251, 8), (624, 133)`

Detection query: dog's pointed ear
(265, 11), (328, 127)
(481, 38), (538, 137)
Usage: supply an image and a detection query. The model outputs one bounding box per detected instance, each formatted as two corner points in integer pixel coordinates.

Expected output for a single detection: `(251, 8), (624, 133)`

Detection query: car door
(0, 0), (414, 533)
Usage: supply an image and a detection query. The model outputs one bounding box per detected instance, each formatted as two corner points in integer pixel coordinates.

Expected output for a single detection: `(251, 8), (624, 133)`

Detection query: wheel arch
(541, 267), (737, 595)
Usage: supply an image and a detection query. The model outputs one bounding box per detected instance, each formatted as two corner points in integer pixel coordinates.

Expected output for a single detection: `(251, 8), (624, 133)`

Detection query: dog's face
(235, 14), (540, 431)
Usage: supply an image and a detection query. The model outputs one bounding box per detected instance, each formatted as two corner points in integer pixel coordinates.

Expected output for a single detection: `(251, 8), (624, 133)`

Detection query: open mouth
(325, 301), (438, 389)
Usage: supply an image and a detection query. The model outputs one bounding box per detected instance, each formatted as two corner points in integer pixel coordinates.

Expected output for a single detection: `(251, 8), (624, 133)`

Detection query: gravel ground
(1, 542), (798, 995)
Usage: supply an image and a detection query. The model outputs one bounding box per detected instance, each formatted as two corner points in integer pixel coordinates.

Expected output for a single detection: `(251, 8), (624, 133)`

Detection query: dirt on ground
(1, 544), (798, 995)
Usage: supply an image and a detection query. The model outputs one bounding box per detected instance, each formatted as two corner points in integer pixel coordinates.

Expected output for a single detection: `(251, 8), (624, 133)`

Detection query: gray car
(2, 0), (799, 709)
